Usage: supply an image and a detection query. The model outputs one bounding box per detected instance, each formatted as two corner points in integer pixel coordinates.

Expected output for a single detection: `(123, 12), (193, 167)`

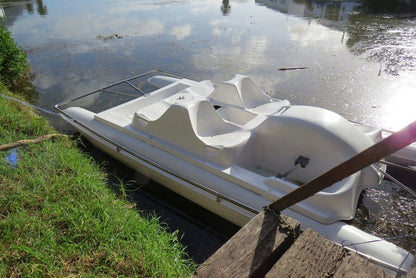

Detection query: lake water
(2, 0), (416, 131)
(1, 0), (415, 261)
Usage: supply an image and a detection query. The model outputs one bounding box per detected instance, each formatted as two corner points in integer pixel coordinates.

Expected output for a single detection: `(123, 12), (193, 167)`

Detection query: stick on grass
(0, 133), (72, 151)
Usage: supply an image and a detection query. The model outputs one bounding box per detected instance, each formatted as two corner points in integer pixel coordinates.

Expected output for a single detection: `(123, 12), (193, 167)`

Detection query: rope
(341, 233), (416, 248)
(0, 92), (59, 116)
(0, 134), (73, 151)
(341, 234), (416, 272)
(372, 164), (416, 198)
(379, 160), (416, 174)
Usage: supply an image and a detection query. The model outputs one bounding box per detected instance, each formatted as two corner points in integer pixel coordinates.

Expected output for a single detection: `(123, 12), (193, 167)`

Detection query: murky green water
(1, 0), (414, 254)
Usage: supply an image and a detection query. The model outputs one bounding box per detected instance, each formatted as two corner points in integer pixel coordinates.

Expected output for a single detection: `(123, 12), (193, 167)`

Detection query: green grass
(0, 85), (196, 277)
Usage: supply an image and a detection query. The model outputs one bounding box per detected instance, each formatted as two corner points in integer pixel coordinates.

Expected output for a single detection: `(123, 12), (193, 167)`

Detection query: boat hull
(61, 111), (414, 273)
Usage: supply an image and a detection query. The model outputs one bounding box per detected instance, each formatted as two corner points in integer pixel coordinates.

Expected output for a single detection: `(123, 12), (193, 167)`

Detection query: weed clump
(0, 26), (29, 87)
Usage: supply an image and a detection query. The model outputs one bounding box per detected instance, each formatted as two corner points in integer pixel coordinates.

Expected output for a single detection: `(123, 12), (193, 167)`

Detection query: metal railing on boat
(55, 69), (196, 108)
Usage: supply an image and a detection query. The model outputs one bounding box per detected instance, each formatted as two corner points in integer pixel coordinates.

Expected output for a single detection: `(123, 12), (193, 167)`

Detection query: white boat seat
(208, 74), (290, 115)
(191, 100), (251, 147)
(131, 92), (250, 166)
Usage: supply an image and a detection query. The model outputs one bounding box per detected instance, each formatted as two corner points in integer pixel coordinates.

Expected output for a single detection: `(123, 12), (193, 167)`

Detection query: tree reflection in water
(256, 0), (416, 76)
(221, 0), (231, 16)
(346, 14), (416, 76)
(26, 0), (47, 16)
(361, 0), (416, 13)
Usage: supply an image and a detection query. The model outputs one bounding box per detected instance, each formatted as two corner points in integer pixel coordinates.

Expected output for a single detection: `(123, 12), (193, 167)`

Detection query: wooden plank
(265, 229), (346, 278)
(269, 120), (416, 212)
(265, 229), (393, 278)
(193, 210), (300, 278)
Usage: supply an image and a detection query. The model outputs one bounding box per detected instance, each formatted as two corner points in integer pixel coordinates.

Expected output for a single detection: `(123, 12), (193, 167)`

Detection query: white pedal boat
(56, 72), (414, 273)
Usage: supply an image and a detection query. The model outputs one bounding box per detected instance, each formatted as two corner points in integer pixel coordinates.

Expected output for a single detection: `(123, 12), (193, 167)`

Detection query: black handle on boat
(267, 120), (416, 212)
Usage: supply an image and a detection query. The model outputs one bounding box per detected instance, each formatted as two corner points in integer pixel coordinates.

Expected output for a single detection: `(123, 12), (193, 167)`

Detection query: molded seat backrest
(192, 101), (239, 137)
(238, 75), (271, 108)
(208, 83), (244, 107)
(131, 98), (248, 167)
(208, 75), (271, 109)
(132, 102), (198, 146)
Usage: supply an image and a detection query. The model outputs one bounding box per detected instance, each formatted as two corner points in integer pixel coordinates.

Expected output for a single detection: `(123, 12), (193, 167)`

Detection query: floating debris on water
(96, 34), (123, 41)
(278, 67), (308, 71)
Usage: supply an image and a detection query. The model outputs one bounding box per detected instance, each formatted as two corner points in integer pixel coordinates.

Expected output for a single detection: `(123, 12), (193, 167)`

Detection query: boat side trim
(60, 114), (260, 215)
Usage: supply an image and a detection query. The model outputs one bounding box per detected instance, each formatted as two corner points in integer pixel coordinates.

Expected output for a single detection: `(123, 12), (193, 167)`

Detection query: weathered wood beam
(193, 210), (300, 278)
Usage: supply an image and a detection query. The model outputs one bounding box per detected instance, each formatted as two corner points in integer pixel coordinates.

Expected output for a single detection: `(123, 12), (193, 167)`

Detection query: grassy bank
(0, 85), (195, 276)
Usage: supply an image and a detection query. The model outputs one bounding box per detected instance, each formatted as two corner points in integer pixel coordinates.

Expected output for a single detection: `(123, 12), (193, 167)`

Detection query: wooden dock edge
(193, 210), (300, 278)
(193, 211), (396, 278)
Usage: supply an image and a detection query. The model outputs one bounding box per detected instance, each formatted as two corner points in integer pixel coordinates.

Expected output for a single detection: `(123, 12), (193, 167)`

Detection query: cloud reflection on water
(13, 15), (164, 43)
(170, 24), (192, 39)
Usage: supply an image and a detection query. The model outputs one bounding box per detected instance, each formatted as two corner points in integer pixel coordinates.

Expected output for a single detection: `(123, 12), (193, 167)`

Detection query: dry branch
(0, 134), (72, 151)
